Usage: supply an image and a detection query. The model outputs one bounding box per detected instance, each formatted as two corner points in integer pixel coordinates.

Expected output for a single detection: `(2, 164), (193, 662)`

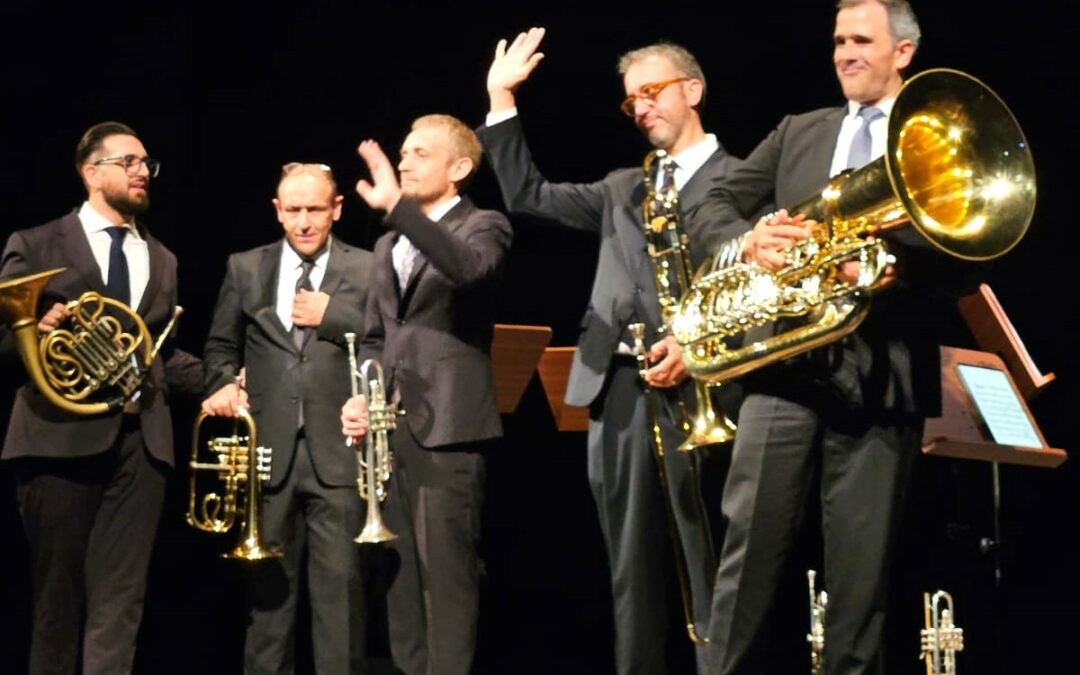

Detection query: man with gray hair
(702, 2), (964, 673)
(479, 28), (742, 674)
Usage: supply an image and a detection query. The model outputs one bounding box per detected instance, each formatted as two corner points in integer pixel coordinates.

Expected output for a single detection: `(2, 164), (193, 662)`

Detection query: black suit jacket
(706, 106), (978, 417)
(0, 211), (202, 465)
(363, 196), (510, 448)
(202, 238), (372, 488)
(477, 115), (743, 408)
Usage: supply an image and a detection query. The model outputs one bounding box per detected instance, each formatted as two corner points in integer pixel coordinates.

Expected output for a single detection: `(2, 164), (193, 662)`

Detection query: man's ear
(448, 156), (474, 185)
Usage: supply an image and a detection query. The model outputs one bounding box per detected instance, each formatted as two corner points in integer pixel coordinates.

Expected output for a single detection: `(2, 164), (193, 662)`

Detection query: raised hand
(487, 27), (546, 112)
(355, 140), (402, 213)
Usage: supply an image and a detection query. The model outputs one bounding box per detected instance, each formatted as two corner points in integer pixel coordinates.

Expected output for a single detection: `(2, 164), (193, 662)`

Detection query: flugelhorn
(0, 267), (180, 414)
(806, 570), (828, 675)
(187, 406), (281, 560)
(673, 69), (1035, 382)
(920, 590), (964, 675)
(345, 332), (398, 544)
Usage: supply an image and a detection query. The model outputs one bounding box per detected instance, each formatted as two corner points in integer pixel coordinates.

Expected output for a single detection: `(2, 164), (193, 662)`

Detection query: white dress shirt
(78, 201), (149, 310)
(828, 97), (897, 178)
(276, 238), (331, 331)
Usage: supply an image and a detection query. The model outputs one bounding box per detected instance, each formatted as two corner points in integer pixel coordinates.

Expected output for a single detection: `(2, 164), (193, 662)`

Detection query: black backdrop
(1, 3), (1077, 673)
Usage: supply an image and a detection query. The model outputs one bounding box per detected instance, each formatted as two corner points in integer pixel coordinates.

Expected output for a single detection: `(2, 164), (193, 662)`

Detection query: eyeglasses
(93, 154), (161, 177)
(620, 77), (691, 117)
(281, 162), (334, 178)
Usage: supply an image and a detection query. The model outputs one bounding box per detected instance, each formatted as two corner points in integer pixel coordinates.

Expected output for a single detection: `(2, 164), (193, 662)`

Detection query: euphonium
(642, 150), (736, 449)
(920, 590), (964, 675)
(673, 69), (1035, 382)
(806, 570), (828, 675)
(187, 406), (281, 560)
(0, 267), (177, 414)
(346, 333), (398, 544)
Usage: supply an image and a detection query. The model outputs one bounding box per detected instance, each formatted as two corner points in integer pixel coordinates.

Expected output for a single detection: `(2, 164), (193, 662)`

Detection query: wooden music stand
(490, 324), (552, 414)
(536, 347), (589, 432)
(922, 284), (1066, 467)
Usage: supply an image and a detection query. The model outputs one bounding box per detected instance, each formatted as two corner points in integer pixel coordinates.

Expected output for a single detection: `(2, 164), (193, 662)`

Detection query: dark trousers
(588, 361), (722, 675)
(245, 435), (366, 675)
(14, 418), (166, 675)
(707, 393), (919, 675)
(382, 424), (485, 675)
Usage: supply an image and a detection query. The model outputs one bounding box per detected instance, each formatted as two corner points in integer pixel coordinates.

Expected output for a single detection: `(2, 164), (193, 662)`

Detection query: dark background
(1, 2), (1076, 673)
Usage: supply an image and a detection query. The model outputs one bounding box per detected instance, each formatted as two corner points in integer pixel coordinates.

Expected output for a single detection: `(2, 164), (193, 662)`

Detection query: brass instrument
(187, 406), (281, 560)
(920, 590), (964, 675)
(806, 570), (828, 675)
(672, 69), (1036, 381)
(345, 332), (397, 544)
(0, 267), (173, 415)
(630, 322), (709, 644)
(642, 150), (736, 449)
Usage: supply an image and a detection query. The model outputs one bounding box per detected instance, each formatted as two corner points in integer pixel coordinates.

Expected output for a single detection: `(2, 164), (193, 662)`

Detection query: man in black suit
(0, 121), (202, 674)
(478, 29), (741, 673)
(703, 2), (965, 673)
(341, 114), (511, 675)
(202, 162), (373, 673)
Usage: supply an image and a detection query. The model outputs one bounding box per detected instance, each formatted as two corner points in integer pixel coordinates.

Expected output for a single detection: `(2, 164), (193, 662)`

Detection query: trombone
(345, 332), (398, 544)
(187, 406), (281, 560)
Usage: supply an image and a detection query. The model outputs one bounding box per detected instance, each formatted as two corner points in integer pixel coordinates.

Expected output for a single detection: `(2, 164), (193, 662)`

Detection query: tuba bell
(187, 406), (282, 560)
(345, 333), (398, 544)
(0, 267), (175, 414)
(673, 69), (1036, 382)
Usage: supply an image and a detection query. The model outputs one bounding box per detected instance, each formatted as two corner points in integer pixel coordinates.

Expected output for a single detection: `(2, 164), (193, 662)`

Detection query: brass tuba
(187, 406), (282, 560)
(920, 590), (964, 675)
(673, 69), (1036, 382)
(0, 268), (170, 414)
(642, 150), (736, 449)
(345, 333), (398, 544)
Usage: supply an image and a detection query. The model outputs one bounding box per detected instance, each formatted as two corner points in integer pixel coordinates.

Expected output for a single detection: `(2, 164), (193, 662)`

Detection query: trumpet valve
(256, 446), (273, 482)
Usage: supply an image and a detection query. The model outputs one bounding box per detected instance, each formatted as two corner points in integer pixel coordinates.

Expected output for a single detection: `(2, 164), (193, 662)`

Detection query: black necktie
(292, 259), (315, 350)
(105, 227), (130, 306)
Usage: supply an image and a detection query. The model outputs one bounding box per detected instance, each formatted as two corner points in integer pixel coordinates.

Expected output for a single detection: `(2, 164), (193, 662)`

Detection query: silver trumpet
(345, 332), (398, 544)
(921, 590), (964, 675)
(806, 570), (828, 675)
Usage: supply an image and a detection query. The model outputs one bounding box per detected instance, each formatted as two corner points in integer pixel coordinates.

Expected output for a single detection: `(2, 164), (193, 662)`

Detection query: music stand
(536, 348), (589, 432)
(490, 324), (552, 414)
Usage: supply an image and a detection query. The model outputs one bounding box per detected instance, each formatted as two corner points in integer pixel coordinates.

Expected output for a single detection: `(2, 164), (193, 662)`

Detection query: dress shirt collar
(845, 96), (897, 121)
(281, 236), (332, 270)
(668, 134), (719, 179)
(78, 201), (141, 240)
(425, 195), (462, 223)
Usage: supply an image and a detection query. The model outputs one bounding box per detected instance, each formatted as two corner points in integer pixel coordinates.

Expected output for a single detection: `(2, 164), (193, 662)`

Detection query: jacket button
(396, 318), (405, 325)
(290, 396), (298, 403)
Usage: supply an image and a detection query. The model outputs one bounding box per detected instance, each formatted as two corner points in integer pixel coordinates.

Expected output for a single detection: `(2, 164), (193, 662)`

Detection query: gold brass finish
(641, 149), (736, 450)
(673, 70), (1036, 382)
(187, 407), (281, 561)
(920, 590), (964, 675)
(346, 333), (398, 545)
(806, 570), (828, 675)
(0, 268), (157, 415)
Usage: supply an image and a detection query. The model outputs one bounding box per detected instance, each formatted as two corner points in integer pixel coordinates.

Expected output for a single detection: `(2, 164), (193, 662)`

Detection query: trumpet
(345, 332), (398, 544)
(920, 590), (964, 675)
(187, 406), (281, 560)
(806, 570), (828, 675)
(0, 268), (181, 415)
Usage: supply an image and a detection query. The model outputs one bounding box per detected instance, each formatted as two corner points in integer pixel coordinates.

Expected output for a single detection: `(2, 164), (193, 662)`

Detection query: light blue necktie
(845, 106), (885, 170)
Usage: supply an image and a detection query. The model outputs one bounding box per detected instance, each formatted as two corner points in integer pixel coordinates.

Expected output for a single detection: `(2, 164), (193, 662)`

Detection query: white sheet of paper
(956, 364), (1042, 448)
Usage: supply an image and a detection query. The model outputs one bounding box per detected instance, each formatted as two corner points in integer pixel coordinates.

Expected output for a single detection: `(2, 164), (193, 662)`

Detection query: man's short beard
(104, 190), (150, 218)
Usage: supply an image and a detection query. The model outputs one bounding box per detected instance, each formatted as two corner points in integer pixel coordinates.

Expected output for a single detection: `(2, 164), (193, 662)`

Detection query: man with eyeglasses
(202, 162), (373, 674)
(479, 28), (743, 674)
(0, 121), (202, 674)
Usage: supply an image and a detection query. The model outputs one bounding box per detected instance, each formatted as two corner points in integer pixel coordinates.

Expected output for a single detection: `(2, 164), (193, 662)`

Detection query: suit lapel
(57, 212), (107, 296)
(137, 226), (165, 317)
(813, 108), (847, 183)
(254, 242), (295, 353)
(678, 148), (723, 212)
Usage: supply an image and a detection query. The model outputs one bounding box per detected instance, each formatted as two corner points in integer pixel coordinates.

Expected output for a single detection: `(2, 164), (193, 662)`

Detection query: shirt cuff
(485, 107), (519, 127)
